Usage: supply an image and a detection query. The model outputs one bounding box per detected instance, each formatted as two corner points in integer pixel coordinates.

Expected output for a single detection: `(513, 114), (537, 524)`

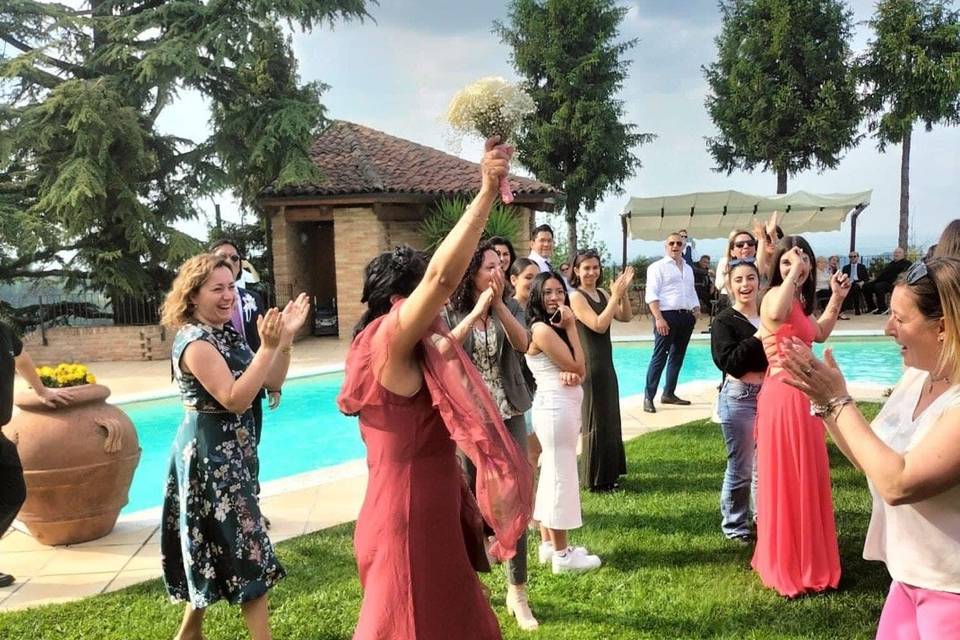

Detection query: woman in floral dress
(159, 253), (308, 640)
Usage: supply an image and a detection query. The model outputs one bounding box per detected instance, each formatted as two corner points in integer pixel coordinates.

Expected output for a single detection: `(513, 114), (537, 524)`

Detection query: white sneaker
(551, 547), (602, 574)
(537, 541), (554, 565)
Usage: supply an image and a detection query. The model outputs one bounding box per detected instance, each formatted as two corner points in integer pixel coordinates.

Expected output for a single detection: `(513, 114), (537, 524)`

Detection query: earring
(939, 335), (944, 343)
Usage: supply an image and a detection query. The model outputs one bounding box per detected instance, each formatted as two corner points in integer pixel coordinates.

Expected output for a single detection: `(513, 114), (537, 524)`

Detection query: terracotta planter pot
(1, 384), (141, 546)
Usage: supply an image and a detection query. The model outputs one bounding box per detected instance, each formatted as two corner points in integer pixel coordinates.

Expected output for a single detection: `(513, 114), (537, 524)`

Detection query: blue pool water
(120, 337), (902, 513)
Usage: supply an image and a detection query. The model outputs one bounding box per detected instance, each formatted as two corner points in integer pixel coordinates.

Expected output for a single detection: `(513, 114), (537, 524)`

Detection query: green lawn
(0, 404), (888, 639)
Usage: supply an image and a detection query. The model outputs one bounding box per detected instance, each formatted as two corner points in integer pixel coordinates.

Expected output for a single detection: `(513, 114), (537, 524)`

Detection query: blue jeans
(717, 378), (760, 538)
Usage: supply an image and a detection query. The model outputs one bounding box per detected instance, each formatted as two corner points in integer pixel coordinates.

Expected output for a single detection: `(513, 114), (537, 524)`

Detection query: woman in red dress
(337, 138), (532, 640)
(753, 236), (852, 597)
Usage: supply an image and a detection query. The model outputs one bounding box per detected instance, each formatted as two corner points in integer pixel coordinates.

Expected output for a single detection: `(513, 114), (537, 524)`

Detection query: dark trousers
(843, 282), (865, 313)
(645, 310), (696, 400)
(0, 433), (26, 539)
(863, 280), (893, 311)
(458, 414), (528, 585)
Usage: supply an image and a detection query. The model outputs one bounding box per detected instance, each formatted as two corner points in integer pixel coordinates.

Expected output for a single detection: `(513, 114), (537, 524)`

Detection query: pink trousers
(876, 581), (960, 640)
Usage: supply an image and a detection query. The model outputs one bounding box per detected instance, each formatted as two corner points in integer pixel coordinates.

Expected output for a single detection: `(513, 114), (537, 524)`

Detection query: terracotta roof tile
(260, 120), (561, 200)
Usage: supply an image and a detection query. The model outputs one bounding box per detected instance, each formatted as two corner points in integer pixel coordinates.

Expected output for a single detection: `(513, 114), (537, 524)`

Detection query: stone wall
(21, 325), (170, 363)
(332, 207), (384, 336)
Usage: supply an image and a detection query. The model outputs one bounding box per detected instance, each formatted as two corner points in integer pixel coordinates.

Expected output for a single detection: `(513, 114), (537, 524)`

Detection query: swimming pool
(119, 337), (903, 514)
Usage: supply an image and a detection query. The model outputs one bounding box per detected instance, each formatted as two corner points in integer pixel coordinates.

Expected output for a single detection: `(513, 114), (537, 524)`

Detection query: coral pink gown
(338, 302), (531, 640)
(752, 300), (841, 597)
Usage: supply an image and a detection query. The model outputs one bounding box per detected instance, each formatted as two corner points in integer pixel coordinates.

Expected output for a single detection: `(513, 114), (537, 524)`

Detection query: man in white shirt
(643, 232), (701, 413)
(528, 223), (571, 290)
(528, 223), (556, 273)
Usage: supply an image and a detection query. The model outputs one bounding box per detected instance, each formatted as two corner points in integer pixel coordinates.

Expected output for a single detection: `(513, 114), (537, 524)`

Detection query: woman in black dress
(568, 250), (634, 491)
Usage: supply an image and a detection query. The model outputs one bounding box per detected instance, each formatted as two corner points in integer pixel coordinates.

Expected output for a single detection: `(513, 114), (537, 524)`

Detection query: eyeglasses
(848, 254), (858, 259)
(905, 261), (929, 285)
(667, 241), (683, 247)
(679, 234), (688, 239)
(734, 240), (757, 249)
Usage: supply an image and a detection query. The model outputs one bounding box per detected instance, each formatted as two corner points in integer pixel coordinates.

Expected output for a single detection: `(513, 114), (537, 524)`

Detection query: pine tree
(703, 0), (862, 193)
(0, 0), (369, 294)
(495, 0), (654, 258)
(859, 0), (960, 249)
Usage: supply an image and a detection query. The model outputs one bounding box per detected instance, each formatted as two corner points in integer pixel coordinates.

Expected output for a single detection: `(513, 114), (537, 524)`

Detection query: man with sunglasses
(643, 232), (701, 413)
(209, 239), (279, 514)
(841, 251), (870, 315)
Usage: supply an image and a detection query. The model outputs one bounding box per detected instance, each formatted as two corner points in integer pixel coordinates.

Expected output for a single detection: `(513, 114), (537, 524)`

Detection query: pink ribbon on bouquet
(496, 144), (514, 203)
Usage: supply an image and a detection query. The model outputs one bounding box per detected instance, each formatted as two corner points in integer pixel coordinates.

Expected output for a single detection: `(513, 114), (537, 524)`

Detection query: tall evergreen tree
(0, 0), (369, 294)
(703, 0), (862, 193)
(495, 0), (654, 257)
(859, 0), (960, 249)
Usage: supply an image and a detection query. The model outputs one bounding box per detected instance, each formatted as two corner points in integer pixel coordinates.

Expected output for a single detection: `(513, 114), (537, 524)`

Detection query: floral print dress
(161, 323), (285, 608)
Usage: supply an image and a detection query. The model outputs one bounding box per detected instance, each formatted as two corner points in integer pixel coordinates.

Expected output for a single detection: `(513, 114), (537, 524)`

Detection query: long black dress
(576, 289), (627, 490)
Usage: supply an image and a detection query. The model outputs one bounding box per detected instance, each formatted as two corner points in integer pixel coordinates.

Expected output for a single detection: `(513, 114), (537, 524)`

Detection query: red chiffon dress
(752, 299), (841, 597)
(337, 301), (532, 640)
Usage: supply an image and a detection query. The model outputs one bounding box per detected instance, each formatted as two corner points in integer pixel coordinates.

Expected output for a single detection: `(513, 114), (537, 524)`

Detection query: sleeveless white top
(864, 367), (960, 592)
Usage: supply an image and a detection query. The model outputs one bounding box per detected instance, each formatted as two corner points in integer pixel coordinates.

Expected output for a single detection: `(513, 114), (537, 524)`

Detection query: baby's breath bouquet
(446, 76), (535, 203)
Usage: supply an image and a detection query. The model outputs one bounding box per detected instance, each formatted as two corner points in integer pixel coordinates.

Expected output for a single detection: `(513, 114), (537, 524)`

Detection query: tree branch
(0, 33), (86, 78)
(119, 0), (171, 17)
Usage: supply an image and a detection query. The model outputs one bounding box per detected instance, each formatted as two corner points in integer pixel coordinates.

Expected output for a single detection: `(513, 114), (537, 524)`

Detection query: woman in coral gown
(753, 236), (851, 597)
(336, 138), (531, 640)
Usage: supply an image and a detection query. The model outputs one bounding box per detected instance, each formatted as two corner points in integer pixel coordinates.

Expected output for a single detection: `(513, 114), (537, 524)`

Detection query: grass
(0, 403), (888, 639)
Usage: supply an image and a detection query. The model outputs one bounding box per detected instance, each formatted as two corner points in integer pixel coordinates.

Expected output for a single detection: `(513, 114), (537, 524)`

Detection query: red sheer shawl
(337, 300), (533, 561)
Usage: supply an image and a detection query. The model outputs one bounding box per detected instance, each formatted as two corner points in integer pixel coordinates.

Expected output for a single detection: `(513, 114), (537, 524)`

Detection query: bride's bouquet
(445, 76), (535, 203)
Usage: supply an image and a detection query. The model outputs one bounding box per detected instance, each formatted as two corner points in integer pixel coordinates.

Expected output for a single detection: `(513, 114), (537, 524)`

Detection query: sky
(162, 0), (960, 262)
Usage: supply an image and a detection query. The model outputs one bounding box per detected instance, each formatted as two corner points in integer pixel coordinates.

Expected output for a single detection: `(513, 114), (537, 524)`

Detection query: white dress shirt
(645, 256), (700, 311)
(528, 250), (552, 273)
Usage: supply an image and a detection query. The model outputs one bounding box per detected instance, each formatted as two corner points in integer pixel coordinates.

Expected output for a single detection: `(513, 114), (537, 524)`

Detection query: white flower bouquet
(446, 76), (535, 203)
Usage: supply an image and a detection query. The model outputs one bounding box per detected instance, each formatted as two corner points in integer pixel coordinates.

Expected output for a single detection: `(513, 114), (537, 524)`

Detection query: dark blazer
(842, 263), (869, 284)
(237, 287), (265, 353)
(443, 298), (534, 414)
(876, 258), (912, 284)
(710, 308), (767, 379)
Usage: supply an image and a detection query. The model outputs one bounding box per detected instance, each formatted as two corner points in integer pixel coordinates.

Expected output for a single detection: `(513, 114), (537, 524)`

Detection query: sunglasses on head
(727, 258), (756, 268)
(734, 240), (757, 249)
(905, 261), (929, 285)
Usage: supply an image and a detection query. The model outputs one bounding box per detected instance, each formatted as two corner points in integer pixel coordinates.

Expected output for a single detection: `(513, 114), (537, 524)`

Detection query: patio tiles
(0, 548), (58, 581)
(38, 544), (143, 577)
(66, 521), (158, 548)
(2, 572), (117, 610)
(117, 542), (160, 573)
(103, 568), (162, 593)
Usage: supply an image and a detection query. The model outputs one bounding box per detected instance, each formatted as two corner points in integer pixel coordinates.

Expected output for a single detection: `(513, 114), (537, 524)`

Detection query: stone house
(259, 121), (560, 336)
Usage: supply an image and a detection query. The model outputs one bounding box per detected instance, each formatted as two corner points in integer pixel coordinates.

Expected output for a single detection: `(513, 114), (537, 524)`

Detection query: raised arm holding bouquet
(446, 76), (534, 204)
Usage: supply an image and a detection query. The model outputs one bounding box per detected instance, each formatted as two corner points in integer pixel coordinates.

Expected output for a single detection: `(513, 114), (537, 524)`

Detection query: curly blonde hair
(160, 254), (233, 328)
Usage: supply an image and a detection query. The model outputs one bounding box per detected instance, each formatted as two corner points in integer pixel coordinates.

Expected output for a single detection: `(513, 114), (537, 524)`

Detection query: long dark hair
(569, 249), (601, 289)
(527, 271), (573, 353)
(768, 235), (817, 316)
(450, 241), (500, 314)
(488, 235), (516, 271)
(354, 245), (428, 338)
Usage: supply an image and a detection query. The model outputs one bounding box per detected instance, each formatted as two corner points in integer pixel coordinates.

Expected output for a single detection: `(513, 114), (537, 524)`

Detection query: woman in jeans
(710, 259), (766, 544)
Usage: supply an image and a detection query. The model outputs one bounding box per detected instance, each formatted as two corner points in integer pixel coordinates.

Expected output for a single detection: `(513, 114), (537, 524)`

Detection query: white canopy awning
(621, 189), (872, 241)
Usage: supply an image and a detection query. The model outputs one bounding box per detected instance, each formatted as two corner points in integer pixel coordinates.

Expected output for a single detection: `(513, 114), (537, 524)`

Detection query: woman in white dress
(525, 271), (601, 574)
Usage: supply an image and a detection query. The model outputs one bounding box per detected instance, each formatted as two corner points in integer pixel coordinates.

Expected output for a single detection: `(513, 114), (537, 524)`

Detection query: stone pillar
(334, 207), (385, 335)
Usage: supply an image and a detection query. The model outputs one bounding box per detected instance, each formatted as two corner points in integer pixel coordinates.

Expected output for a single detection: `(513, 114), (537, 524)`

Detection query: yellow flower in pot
(1, 363), (141, 545)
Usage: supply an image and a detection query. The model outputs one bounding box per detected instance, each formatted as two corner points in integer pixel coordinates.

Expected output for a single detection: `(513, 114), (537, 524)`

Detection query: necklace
(926, 374), (951, 395)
